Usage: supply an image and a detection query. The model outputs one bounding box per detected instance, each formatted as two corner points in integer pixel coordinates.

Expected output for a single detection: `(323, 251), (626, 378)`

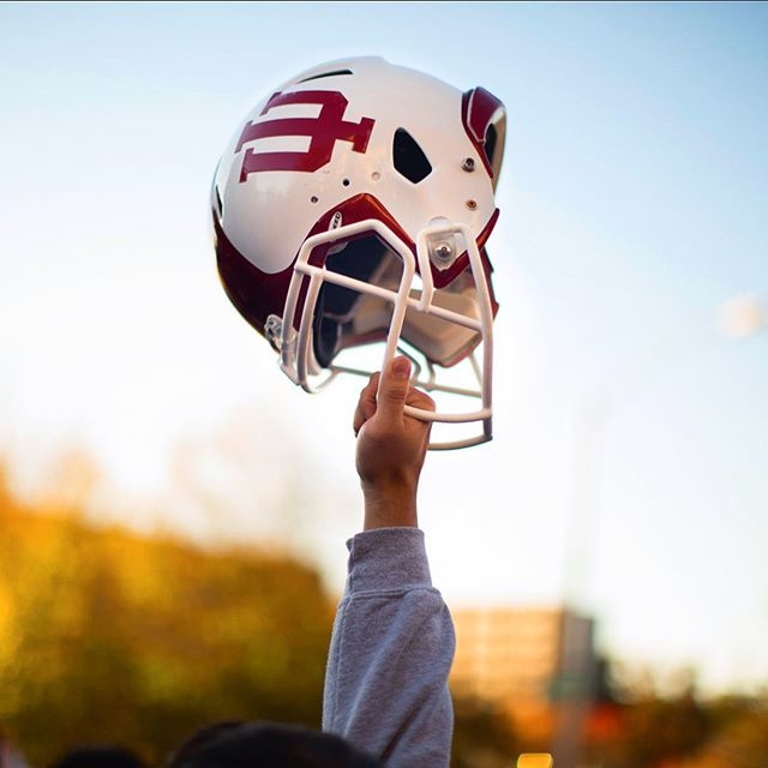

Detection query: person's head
(50, 745), (145, 768)
(167, 720), (383, 768)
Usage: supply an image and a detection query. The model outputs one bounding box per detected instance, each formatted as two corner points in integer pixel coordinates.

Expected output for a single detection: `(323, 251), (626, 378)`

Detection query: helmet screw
(434, 243), (453, 261)
(461, 157), (475, 172)
(465, 199), (478, 210)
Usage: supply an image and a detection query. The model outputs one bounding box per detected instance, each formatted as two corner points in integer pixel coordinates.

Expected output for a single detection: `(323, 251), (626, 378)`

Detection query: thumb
(375, 356), (411, 418)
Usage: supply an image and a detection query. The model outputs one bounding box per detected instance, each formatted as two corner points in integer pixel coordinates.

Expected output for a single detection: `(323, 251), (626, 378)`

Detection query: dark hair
(51, 745), (145, 768)
(167, 720), (383, 768)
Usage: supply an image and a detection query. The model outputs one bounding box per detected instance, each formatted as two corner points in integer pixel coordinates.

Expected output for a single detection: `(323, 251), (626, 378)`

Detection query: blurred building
(451, 606), (600, 742)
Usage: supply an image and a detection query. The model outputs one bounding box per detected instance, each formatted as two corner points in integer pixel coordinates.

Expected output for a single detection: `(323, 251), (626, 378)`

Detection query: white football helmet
(211, 56), (506, 449)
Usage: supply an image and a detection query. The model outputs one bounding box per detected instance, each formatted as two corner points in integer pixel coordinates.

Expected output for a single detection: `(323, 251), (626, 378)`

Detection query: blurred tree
(0, 470), (335, 766)
(588, 664), (706, 766)
(672, 695), (768, 768)
(450, 695), (520, 768)
(618, 691), (708, 766)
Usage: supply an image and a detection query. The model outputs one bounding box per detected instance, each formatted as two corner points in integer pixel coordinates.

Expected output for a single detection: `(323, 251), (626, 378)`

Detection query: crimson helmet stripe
(213, 212), (295, 335)
(303, 195), (500, 291)
(461, 87), (504, 179)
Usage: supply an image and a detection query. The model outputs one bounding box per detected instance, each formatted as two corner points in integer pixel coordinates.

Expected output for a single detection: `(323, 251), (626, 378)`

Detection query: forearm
(322, 528), (455, 768)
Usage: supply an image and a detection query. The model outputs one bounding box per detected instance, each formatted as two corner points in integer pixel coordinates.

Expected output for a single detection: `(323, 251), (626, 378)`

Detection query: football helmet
(211, 56), (506, 449)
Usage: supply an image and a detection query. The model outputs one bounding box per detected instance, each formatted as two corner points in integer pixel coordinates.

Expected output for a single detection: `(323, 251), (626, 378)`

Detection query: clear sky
(1, 2), (767, 698)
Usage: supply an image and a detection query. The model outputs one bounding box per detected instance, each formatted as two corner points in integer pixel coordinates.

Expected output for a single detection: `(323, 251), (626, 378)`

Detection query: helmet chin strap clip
(264, 314), (284, 352)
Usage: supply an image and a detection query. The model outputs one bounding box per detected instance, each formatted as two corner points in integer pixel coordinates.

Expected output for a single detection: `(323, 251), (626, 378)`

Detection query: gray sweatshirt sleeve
(322, 527), (455, 768)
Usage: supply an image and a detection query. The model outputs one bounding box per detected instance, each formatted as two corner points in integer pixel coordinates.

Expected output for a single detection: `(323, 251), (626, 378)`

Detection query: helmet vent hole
(214, 185), (224, 217)
(299, 69), (353, 83)
(342, 178), (350, 187)
(393, 128), (432, 184)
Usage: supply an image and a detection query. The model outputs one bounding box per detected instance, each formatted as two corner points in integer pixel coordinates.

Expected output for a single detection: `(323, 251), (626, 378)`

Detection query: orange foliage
(0, 468), (335, 766)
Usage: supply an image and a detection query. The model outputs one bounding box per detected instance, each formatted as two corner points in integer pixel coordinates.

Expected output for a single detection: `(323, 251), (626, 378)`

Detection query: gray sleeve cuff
(345, 527), (433, 594)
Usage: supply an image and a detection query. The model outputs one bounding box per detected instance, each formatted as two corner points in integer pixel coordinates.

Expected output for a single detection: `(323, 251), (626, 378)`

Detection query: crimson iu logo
(236, 90), (375, 180)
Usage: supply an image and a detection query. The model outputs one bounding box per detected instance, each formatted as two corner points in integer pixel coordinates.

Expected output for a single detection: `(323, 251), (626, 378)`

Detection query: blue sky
(1, 2), (767, 697)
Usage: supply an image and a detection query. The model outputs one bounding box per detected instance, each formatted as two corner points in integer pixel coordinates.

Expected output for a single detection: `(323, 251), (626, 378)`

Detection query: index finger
(404, 385), (436, 414)
(353, 372), (380, 435)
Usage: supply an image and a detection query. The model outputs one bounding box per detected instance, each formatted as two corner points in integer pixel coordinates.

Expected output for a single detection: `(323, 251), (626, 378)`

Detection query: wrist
(362, 482), (419, 530)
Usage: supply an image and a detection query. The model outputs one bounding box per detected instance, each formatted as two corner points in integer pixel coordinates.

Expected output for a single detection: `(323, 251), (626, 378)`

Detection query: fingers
(405, 384), (436, 415)
(353, 356), (436, 437)
(353, 372), (380, 436)
(374, 356), (412, 420)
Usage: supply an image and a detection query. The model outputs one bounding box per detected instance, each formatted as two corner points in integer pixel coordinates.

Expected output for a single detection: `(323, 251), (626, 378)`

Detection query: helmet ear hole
(484, 124), (498, 174)
(485, 115), (506, 190)
(392, 128), (432, 183)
